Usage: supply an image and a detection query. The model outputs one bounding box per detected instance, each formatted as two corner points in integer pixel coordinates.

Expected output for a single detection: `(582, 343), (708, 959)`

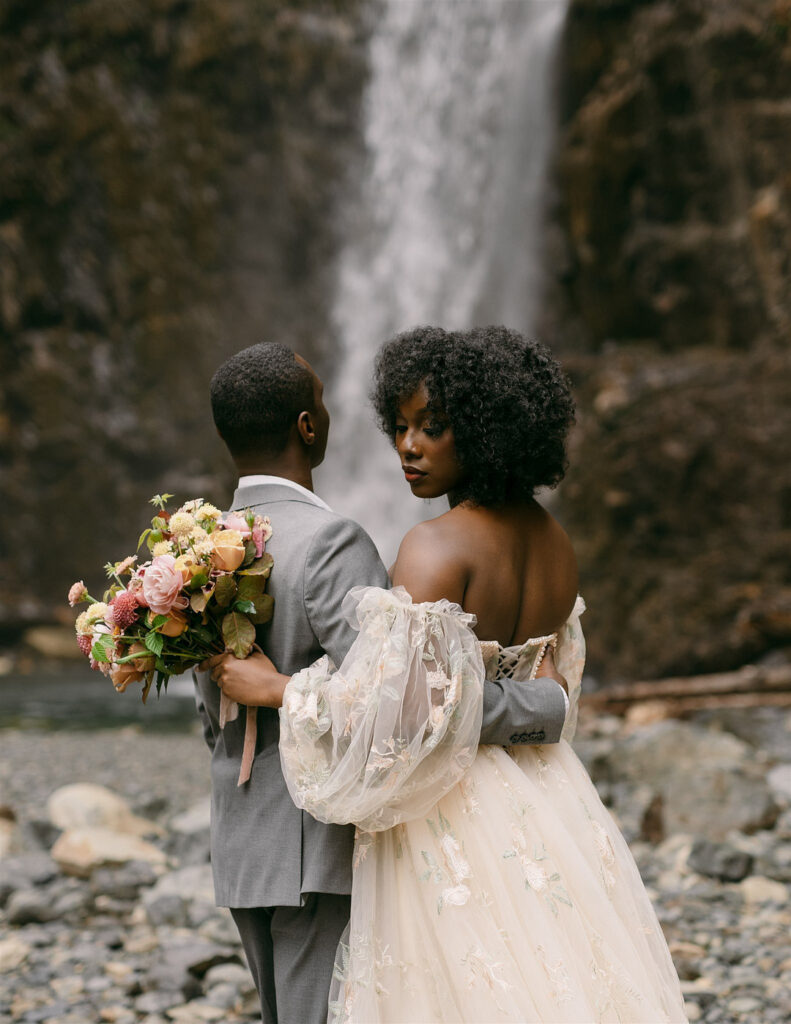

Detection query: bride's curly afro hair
(372, 325), (575, 506)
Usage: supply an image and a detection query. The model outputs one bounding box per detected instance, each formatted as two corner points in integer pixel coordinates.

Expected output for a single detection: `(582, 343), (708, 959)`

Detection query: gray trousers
(231, 893), (351, 1024)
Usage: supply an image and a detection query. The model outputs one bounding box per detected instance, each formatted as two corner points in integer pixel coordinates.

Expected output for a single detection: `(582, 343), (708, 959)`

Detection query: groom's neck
(233, 450), (315, 493)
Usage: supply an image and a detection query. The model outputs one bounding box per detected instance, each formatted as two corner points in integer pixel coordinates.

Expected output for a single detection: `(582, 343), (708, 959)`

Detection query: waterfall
(315, 0), (569, 562)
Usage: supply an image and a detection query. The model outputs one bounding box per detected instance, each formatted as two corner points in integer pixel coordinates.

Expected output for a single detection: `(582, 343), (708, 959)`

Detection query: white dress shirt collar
(236, 474), (332, 512)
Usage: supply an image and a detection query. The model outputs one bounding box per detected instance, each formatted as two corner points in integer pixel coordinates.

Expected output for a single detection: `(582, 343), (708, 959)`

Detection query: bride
(219, 326), (687, 1023)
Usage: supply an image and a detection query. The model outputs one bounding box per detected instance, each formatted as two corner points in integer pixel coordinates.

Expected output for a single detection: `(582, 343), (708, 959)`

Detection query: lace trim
(480, 633), (558, 681)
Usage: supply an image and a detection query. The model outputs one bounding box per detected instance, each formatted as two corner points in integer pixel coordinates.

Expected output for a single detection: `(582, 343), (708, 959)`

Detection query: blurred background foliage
(1, 0), (789, 683)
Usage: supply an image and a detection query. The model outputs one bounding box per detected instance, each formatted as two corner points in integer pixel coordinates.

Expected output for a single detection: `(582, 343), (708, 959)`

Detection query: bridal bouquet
(69, 495), (274, 783)
(69, 493), (273, 698)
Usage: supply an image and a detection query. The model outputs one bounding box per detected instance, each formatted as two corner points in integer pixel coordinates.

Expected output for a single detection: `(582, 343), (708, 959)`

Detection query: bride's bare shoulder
(390, 511), (472, 604)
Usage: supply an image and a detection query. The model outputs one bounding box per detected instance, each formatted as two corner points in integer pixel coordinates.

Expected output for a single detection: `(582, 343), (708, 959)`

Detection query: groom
(194, 342), (569, 1024)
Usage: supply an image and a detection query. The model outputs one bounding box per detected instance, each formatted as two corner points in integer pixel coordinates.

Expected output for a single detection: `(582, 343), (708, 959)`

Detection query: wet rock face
(561, 343), (791, 681)
(549, 0), (791, 681)
(551, 0), (791, 352)
(0, 0), (366, 626)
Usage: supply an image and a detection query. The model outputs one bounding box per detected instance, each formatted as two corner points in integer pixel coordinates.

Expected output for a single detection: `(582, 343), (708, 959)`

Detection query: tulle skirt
(329, 740), (687, 1023)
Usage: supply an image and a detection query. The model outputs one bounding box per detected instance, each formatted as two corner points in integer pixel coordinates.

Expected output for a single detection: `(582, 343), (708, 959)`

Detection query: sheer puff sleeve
(278, 586), (484, 831)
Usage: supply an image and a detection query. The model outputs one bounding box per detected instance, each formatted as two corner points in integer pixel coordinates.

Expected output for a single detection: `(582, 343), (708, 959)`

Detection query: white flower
(440, 833), (471, 882)
(288, 690), (319, 725)
(152, 540), (172, 557)
(168, 511), (195, 537)
(429, 705), (445, 732)
(427, 669), (451, 690)
(522, 859), (549, 892)
(196, 503), (222, 521)
(256, 515), (273, 541)
(442, 884), (471, 906)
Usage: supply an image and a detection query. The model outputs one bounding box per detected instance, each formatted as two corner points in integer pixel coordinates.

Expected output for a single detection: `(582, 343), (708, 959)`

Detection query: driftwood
(584, 664), (791, 716)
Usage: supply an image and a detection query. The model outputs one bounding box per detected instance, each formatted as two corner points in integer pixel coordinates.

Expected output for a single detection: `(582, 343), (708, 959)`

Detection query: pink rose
(141, 555), (187, 615)
(222, 513), (251, 538)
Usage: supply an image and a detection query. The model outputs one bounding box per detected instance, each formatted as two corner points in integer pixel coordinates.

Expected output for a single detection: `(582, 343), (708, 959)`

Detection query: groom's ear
(296, 409), (317, 447)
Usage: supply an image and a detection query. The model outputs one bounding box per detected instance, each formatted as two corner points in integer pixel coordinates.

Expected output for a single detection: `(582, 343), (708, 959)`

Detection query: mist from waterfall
(315, 0), (569, 562)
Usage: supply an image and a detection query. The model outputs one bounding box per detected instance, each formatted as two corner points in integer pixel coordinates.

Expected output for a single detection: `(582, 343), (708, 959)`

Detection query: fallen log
(584, 663), (791, 714)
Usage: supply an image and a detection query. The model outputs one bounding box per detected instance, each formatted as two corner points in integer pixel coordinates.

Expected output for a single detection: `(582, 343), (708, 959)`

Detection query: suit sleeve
(479, 676), (567, 745)
(303, 516), (390, 669)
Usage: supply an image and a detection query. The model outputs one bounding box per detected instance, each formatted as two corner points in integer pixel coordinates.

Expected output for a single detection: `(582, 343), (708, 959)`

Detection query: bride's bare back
(391, 498), (578, 646)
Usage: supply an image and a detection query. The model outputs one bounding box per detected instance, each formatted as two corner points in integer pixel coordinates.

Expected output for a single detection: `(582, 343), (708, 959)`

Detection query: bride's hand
(535, 648), (568, 695)
(206, 650), (290, 708)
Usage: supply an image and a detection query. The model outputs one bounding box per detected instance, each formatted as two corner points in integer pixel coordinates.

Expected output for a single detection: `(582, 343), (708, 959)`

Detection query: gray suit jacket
(195, 480), (567, 909)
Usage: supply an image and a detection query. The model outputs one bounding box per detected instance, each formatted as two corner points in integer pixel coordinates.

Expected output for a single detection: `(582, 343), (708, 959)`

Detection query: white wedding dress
(279, 587), (687, 1023)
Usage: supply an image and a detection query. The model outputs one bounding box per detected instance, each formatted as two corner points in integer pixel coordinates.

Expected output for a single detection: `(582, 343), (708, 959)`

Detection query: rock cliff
(548, 0), (791, 680)
(0, 0), (366, 627)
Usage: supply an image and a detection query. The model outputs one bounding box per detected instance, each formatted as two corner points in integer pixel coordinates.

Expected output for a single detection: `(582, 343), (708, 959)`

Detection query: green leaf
(188, 573), (209, 590)
(237, 576), (266, 601)
(241, 540), (257, 566)
(90, 635), (113, 664)
(144, 631), (164, 657)
(214, 575), (237, 608)
(149, 493), (174, 510)
(190, 591), (209, 614)
(151, 614), (168, 628)
(249, 592), (274, 626)
(239, 553), (274, 578)
(221, 612), (256, 659)
(151, 516), (168, 533)
(137, 528), (152, 551)
(191, 625), (217, 645)
(233, 599), (257, 615)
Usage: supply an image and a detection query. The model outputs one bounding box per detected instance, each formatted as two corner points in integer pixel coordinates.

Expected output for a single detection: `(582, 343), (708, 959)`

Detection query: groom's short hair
(210, 343), (315, 458)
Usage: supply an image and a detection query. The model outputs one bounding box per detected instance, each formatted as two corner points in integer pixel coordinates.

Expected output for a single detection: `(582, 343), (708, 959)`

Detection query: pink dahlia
(108, 590), (139, 631)
(77, 634), (92, 658)
(68, 581), (88, 606)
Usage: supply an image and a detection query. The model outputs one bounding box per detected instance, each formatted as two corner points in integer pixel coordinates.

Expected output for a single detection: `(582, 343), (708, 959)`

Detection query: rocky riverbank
(1, 710), (790, 1023)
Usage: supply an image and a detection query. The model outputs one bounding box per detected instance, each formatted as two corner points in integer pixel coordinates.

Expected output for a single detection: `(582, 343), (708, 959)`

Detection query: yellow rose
(110, 661), (145, 693)
(128, 642), (155, 672)
(157, 610), (189, 637)
(210, 529), (246, 572)
(174, 553), (204, 583)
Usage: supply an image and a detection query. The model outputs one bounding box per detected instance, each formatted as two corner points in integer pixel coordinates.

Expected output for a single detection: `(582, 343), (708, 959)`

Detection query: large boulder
(598, 720), (778, 840)
(47, 783), (163, 837)
(51, 826), (167, 877)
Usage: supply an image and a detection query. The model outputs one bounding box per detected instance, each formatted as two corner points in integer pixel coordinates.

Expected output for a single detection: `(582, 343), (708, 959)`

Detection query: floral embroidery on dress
(458, 774), (481, 816)
(589, 932), (647, 1023)
(419, 809), (473, 912)
(353, 829), (376, 869)
(461, 946), (511, 1004)
(536, 944), (575, 1005)
(591, 818), (618, 892)
(535, 748), (567, 790)
(503, 810), (572, 915)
